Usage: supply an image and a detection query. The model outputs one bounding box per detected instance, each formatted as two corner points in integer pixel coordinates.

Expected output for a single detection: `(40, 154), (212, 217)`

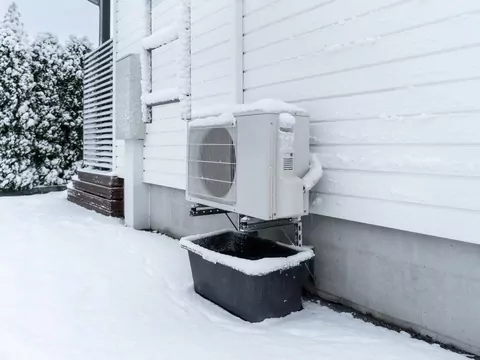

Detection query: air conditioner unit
(186, 107), (310, 221)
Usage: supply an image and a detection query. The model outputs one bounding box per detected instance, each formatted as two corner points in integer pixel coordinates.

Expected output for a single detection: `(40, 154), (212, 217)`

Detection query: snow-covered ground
(0, 192), (468, 360)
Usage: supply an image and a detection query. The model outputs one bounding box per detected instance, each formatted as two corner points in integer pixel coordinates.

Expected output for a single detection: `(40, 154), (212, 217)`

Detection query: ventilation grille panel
(283, 157), (293, 171)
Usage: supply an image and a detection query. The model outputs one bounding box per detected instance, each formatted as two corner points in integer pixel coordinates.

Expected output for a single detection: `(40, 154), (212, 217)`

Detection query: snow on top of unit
(188, 112), (236, 128)
(179, 230), (314, 276)
(188, 100), (307, 127)
(191, 99), (307, 121)
(302, 154), (324, 192)
(142, 23), (179, 50)
(279, 113), (296, 129)
(232, 99), (307, 115)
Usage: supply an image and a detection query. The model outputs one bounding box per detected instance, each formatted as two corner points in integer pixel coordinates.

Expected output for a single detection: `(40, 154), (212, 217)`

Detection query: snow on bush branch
(0, 3), (92, 191)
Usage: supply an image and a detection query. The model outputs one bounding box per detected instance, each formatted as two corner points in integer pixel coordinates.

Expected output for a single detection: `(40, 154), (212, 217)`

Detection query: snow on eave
(180, 231), (314, 276)
(142, 23), (179, 51)
(142, 88), (179, 106)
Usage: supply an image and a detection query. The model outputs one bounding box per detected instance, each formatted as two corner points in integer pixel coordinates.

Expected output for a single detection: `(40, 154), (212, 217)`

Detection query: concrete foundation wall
(303, 216), (480, 355)
(149, 185), (480, 356)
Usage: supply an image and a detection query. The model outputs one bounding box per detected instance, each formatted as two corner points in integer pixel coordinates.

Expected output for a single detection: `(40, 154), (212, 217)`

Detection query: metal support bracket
(188, 205), (304, 246)
(239, 216), (303, 246)
(190, 204), (229, 217)
(294, 221), (303, 247)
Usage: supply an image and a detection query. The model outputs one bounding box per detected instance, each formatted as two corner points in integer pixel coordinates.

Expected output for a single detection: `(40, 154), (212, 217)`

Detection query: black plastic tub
(180, 230), (314, 322)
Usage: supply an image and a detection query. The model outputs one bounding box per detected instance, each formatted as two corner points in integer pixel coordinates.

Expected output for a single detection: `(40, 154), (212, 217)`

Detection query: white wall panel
(115, 0), (148, 60)
(114, 0), (480, 243)
(243, 0), (480, 243)
(114, 0), (149, 176)
(191, 0), (236, 112)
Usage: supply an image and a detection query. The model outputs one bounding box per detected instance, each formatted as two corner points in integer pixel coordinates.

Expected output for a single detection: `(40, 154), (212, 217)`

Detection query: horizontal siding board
(144, 158), (186, 175)
(245, 14), (480, 88)
(143, 0), (188, 194)
(310, 113), (480, 145)
(192, 6), (229, 38)
(151, 102), (181, 121)
(191, 42), (230, 69)
(152, 75), (177, 92)
(244, 0), (480, 54)
(192, 76), (231, 100)
(315, 145), (480, 177)
(296, 80), (480, 122)
(144, 144), (186, 159)
(244, 0), (280, 16)
(310, 193), (480, 245)
(147, 120), (186, 133)
(143, 172), (186, 189)
(144, 131), (186, 147)
(151, 42), (178, 69)
(191, 0), (228, 24)
(190, 94), (231, 110)
(116, 25), (145, 53)
(191, 25), (230, 54)
(144, 145), (186, 161)
(115, 0), (147, 59)
(244, 0), (332, 35)
(152, 0), (178, 30)
(152, 61), (177, 81)
(245, 46), (480, 102)
(192, 58), (230, 83)
(314, 169), (480, 212)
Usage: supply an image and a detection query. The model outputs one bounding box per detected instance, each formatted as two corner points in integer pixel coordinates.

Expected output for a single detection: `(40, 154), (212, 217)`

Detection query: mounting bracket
(188, 204), (303, 246)
(189, 204), (230, 217)
(239, 216), (303, 246)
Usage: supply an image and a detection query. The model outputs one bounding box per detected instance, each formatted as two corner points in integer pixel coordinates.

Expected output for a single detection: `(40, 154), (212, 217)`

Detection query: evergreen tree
(0, 4), (92, 191)
(58, 36), (92, 180)
(30, 33), (65, 185)
(0, 3), (37, 191)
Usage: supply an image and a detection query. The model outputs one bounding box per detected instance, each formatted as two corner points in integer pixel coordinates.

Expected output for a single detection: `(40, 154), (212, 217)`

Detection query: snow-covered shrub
(0, 3), (92, 191)
(0, 3), (38, 190)
(57, 36), (92, 181)
(30, 33), (65, 185)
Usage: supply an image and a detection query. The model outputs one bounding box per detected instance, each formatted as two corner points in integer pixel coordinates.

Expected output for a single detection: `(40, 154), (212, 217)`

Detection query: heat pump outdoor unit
(186, 107), (311, 221)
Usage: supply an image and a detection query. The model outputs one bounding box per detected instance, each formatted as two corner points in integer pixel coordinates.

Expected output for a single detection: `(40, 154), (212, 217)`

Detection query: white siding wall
(114, 0), (149, 177)
(243, 0), (480, 243)
(143, 0), (238, 189)
(114, 0), (480, 243)
(191, 0), (235, 110)
(143, 0), (186, 188)
(115, 0), (147, 59)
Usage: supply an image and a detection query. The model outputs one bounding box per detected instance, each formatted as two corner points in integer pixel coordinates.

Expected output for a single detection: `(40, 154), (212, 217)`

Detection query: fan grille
(188, 126), (237, 204)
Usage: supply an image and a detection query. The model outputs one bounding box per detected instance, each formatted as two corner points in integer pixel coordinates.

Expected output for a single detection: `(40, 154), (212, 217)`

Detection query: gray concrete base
(304, 216), (480, 356)
(148, 184), (480, 356)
